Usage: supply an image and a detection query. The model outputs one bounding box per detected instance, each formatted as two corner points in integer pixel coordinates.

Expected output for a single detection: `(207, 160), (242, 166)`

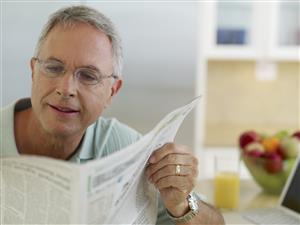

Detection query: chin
(45, 125), (82, 138)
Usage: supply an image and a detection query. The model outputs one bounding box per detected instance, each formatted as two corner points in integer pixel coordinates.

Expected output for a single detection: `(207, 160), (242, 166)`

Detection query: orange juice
(214, 171), (240, 209)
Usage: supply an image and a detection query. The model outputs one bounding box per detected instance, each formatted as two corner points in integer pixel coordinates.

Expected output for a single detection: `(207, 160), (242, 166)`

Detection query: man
(1, 5), (224, 225)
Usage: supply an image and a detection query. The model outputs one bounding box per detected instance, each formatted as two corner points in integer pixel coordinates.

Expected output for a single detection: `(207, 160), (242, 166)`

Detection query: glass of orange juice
(214, 155), (240, 209)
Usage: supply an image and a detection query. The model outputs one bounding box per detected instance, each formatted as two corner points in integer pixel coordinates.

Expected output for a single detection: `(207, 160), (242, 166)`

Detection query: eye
(77, 69), (99, 84)
(44, 63), (65, 74)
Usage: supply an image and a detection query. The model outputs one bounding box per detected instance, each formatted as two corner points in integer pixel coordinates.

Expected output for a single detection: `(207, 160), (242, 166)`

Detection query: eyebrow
(83, 65), (102, 73)
(47, 57), (64, 63)
(46, 56), (103, 73)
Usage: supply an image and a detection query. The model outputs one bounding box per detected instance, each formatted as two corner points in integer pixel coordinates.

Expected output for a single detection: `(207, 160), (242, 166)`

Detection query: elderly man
(1, 5), (224, 225)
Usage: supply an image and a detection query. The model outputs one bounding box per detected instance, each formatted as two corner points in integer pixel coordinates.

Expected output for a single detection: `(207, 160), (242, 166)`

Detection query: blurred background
(1, 1), (299, 178)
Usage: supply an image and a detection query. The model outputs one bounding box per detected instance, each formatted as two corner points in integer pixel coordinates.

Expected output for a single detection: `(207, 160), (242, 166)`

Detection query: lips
(49, 104), (80, 114)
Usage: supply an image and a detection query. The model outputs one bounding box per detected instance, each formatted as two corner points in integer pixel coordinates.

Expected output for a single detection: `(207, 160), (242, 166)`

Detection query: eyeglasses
(33, 57), (118, 86)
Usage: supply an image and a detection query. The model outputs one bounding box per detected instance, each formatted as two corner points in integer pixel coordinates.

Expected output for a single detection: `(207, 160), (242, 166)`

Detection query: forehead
(38, 22), (113, 68)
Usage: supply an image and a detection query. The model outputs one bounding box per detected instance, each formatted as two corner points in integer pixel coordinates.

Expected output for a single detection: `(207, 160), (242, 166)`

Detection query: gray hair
(34, 5), (123, 77)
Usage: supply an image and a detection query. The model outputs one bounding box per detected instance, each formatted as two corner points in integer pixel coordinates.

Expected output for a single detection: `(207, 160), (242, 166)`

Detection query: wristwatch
(166, 191), (200, 223)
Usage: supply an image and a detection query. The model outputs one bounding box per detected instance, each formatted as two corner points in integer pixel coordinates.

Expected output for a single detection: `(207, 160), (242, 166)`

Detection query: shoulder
(0, 98), (31, 157)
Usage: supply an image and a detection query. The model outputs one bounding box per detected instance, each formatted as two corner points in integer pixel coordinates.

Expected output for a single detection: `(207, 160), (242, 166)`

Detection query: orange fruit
(262, 137), (280, 152)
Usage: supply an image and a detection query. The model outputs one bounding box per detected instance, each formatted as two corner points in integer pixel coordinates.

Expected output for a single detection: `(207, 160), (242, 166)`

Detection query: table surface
(194, 179), (280, 224)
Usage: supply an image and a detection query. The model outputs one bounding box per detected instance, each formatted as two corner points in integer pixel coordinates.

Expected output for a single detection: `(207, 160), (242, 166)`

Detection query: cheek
(31, 78), (42, 103)
(93, 83), (112, 103)
(33, 74), (57, 93)
(81, 86), (112, 117)
(31, 77), (55, 106)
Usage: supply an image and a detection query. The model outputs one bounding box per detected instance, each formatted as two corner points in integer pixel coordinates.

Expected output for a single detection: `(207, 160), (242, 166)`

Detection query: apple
(274, 130), (289, 140)
(280, 137), (300, 158)
(264, 152), (283, 174)
(239, 131), (260, 149)
(247, 150), (264, 158)
(283, 158), (296, 179)
(292, 131), (300, 140)
(276, 145), (287, 159)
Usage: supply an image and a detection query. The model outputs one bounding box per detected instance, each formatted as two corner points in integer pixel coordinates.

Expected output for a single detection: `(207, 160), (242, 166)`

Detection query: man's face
(30, 23), (121, 137)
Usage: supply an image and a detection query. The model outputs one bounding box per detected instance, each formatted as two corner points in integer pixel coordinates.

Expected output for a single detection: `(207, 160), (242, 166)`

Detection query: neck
(15, 108), (83, 160)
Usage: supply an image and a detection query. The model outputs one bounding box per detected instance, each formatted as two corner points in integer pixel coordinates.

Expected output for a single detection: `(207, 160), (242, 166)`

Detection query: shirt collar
(68, 126), (95, 163)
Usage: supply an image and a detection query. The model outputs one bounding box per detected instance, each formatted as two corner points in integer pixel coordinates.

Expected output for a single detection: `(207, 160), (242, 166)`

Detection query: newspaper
(0, 96), (200, 225)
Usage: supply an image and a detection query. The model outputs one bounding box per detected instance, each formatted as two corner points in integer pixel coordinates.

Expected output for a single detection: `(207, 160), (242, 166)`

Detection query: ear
(30, 58), (36, 80)
(110, 78), (122, 97)
(104, 78), (123, 108)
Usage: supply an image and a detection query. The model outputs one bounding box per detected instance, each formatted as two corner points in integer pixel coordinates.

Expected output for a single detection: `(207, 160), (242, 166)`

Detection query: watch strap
(166, 191), (201, 223)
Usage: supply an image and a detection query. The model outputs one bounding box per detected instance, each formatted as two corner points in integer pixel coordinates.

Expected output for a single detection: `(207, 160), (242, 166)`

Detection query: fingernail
(149, 156), (155, 163)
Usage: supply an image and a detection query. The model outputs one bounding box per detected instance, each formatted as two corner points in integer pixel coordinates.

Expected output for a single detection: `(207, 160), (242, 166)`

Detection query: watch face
(189, 200), (198, 211)
(167, 192), (200, 223)
(188, 193), (199, 211)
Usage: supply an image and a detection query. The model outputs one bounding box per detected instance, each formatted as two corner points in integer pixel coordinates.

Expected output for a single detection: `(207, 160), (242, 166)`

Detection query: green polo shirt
(0, 98), (173, 225)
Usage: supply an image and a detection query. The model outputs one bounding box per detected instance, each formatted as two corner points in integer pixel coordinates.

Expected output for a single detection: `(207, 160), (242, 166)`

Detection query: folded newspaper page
(0, 96), (201, 224)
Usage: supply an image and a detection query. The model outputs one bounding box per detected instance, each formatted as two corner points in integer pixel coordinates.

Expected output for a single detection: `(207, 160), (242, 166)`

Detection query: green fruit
(283, 158), (296, 179)
(281, 137), (300, 158)
(260, 132), (269, 140)
(274, 130), (290, 140)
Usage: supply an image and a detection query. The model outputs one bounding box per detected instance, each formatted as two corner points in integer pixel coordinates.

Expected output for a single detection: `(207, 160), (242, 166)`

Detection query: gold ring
(175, 164), (181, 176)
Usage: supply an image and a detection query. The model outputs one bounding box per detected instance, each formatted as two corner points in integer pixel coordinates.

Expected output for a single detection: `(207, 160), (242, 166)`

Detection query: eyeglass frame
(32, 57), (118, 86)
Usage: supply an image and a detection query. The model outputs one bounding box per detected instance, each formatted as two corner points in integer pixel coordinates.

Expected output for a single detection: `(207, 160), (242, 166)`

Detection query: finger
(149, 143), (190, 164)
(147, 154), (193, 177)
(150, 164), (198, 184)
(154, 175), (196, 193)
(146, 154), (197, 177)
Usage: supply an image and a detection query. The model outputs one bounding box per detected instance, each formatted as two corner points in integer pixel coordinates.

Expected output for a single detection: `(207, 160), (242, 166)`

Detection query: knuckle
(193, 157), (199, 166)
(192, 167), (198, 177)
(166, 143), (179, 153)
(164, 142), (175, 149)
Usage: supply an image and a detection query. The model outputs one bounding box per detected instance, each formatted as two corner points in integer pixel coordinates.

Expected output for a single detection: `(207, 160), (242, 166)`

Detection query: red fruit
(239, 131), (260, 149)
(247, 150), (264, 158)
(292, 131), (300, 140)
(264, 152), (283, 174)
(276, 146), (287, 159)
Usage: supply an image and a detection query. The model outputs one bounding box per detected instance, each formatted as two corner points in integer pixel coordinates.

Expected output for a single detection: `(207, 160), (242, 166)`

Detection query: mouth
(49, 104), (80, 114)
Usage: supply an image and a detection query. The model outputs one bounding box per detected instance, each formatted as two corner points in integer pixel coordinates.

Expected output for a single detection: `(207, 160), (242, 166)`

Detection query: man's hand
(146, 143), (198, 217)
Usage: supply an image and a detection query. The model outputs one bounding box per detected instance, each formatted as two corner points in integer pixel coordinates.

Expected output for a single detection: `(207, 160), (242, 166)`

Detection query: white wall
(1, 1), (199, 147)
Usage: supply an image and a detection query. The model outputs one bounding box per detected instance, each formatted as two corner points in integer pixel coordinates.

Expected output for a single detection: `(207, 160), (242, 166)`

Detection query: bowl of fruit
(239, 130), (300, 195)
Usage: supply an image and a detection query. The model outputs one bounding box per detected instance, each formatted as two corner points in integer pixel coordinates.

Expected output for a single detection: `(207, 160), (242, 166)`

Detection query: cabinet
(194, 1), (299, 167)
(201, 1), (300, 61)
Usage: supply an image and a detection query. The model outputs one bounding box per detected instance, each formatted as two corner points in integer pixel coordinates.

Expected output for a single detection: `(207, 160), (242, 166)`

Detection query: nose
(55, 72), (77, 98)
